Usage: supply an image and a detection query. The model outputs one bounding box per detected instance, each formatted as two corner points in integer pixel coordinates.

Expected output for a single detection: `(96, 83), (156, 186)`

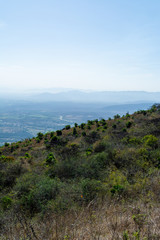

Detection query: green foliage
(123, 231), (130, 240)
(15, 174), (62, 213)
(112, 124), (117, 129)
(94, 141), (106, 153)
(81, 178), (103, 202)
(73, 127), (77, 135)
(114, 114), (120, 119)
(65, 125), (71, 130)
(25, 152), (31, 158)
(46, 153), (57, 165)
(74, 123), (78, 127)
(50, 131), (54, 137)
(110, 184), (124, 195)
(1, 161), (23, 188)
(56, 130), (62, 136)
(0, 155), (15, 162)
(80, 123), (85, 129)
(125, 112), (130, 118)
(1, 196), (12, 210)
(2, 105), (160, 229)
(85, 131), (100, 144)
(4, 142), (9, 147)
(143, 135), (158, 149)
(87, 120), (94, 125)
(51, 135), (59, 144)
(86, 148), (92, 156)
(126, 121), (132, 128)
(37, 132), (43, 140)
(81, 131), (86, 136)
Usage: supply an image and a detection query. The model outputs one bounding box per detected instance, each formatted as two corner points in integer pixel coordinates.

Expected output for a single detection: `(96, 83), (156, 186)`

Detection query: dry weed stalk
(0, 199), (160, 240)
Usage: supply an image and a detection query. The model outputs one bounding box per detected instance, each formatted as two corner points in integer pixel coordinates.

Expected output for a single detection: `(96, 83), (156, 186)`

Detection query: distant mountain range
(30, 90), (160, 104)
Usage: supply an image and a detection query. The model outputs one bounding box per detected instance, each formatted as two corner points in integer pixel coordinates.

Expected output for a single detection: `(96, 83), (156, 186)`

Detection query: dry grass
(1, 199), (160, 240)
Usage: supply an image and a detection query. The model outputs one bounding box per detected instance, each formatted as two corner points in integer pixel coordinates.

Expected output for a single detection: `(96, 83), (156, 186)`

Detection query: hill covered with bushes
(0, 104), (160, 239)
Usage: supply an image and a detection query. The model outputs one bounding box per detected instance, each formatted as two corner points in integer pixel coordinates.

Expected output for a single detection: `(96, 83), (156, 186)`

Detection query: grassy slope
(0, 105), (160, 239)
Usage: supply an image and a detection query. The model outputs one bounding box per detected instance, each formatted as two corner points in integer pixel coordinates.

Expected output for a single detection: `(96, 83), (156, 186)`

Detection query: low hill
(0, 104), (160, 239)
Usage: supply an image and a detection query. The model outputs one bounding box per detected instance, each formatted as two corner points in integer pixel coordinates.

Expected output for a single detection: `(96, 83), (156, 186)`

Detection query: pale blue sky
(0, 0), (160, 92)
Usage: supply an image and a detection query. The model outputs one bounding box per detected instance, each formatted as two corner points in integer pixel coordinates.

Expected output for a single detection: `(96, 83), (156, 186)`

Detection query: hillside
(0, 104), (160, 239)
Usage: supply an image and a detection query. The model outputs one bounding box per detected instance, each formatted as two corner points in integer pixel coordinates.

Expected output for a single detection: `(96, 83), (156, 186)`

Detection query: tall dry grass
(1, 198), (160, 240)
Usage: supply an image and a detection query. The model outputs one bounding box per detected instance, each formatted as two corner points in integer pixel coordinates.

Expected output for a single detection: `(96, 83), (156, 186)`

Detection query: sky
(0, 0), (160, 93)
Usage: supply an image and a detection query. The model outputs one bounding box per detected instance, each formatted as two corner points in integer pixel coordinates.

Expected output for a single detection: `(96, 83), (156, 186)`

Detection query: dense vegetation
(0, 104), (160, 239)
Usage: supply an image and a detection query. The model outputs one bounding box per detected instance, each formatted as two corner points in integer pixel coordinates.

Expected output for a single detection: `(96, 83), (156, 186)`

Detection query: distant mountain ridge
(30, 90), (160, 103)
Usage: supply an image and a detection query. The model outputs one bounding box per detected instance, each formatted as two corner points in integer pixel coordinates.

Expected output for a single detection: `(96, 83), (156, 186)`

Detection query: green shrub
(4, 142), (9, 147)
(85, 131), (100, 144)
(100, 119), (106, 126)
(25, 152), (31, 158)
(15, 175), (62, 214)
(3, 162), (23, 188)
(81, 178), (103, 202)
(46, 153), (56, 165)
(56, 130), (62, 136)
(1, 196), (12, 210)
(94, 141), (106, 153)
(110, 184), (124, 195)
(37, 132), (43, 140)
(126, 121), (132, 128)
(82, 131), (86, 136)
(50, 131), (54, 137)
(86, 148), (92, 156)
(112, 124), (117, 129)
(80, 123), (85, 129)
(74, 123), (78, 127)
(73, 127), (77, 135)
(143, 135), (158, 149)
(65, 125), (70, 130)
(114, 114), (120, 119)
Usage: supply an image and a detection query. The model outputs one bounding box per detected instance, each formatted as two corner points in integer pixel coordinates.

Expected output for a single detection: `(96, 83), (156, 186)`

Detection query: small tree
(65, 125), (70, 130)
(73, 127), (77, 135)
(56, 130), (62, 136)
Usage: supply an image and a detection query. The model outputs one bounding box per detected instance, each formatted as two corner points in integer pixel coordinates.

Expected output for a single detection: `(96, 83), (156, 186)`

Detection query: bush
(86, 148), (92, 156)
(82, 131), (86, 136)
(4, 143), (9, 147)
(100, 119), (106, 126)
(126, 121), (132, 128)
(80, 123), (85, 130)
(143, 135), (158, 149)
(2, 162), (23, 188)
(50, 131), (54, 137)
(81, 178), (103, 202)
(73, 127), (77, 135)
(110, 184), (124, 195)
(15, 175), (62, 214)
(25, 152), (31, 158)
(114, 114), (120, 119)
(112, 124), (117, 129)
(94, 141), (106, 153)
(46, 153), (56, 165)
(56, 130), (62, 136)
(51, 135), (59, 144)
(65, 125), (70, 130)
(37, 132), (43, 140)
(85, 131), (100, 144)
(1, 196), (12, 210)
(87, 120), (94, 125)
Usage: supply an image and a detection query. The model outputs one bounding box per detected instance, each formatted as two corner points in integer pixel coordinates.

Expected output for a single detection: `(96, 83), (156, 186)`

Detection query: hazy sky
(0, 0), (160, 92)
